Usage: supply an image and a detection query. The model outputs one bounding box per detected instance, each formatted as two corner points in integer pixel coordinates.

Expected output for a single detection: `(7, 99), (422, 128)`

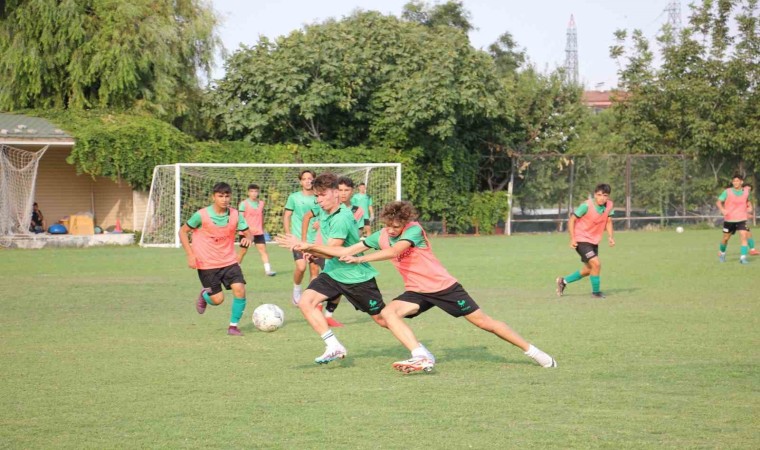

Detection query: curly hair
(379, 201), (418, 224)
(313, 172), (339, 192)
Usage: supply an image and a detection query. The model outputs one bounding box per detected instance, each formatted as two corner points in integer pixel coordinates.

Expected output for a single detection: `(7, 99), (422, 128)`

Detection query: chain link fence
(507, 154), (758, 234)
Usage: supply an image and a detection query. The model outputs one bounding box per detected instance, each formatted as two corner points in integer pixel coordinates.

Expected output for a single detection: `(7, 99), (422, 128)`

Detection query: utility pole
(665, 1), (681, 30)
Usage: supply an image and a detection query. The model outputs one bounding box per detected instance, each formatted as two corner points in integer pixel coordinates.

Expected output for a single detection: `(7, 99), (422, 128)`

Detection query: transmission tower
(665, 1), (681, 30)
(564, 15), (579, 86)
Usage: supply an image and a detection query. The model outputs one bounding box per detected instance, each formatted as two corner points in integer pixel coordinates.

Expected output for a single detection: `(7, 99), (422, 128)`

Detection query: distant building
(582, 90), (615, 113)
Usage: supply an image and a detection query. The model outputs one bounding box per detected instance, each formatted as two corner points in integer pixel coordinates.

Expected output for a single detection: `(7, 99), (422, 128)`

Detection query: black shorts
(575, 242), (599, 263)
(239, 234), (266, 248)
(722, 221), (748, 235)
(395, 283), (480, 318)
(307, 273), (385, 315)
(292, 250), (325, 268)
(197, 263), (246, 295)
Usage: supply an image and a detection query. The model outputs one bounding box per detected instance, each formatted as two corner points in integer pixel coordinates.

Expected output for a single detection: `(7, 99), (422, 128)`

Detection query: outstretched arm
(606, 217), (615, 247)
(341, 240), (412, 264)
(274, 234), (369, 258)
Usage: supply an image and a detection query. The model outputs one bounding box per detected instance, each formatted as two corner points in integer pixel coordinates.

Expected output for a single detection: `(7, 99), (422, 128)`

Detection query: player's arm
(567, 214), (578, 248)
(179, 223), (197, 269)
(301, 210), (315, 242)
(716, 190), (727, 215)
(606, 217), (615, 247)
(369, 204), (375, 222)
(282, 209), (293, 234)
(275, 234), (368, 258)
(342, 240), (411, 264)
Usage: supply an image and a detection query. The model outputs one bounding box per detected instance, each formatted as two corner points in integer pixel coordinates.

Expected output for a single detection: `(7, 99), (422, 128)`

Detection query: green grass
(1, 230), (758, 449)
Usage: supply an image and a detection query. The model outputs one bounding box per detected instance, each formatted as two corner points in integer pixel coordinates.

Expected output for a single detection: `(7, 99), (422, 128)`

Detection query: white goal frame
(140, 162), (402, 248)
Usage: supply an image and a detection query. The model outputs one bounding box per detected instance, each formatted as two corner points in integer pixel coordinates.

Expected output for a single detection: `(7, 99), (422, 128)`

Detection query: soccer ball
(676, 226), (684, 233)
(252, 304), (284, 332)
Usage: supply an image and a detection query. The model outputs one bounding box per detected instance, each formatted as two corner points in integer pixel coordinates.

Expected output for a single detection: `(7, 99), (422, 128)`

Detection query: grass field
(1, 230), (758, 449)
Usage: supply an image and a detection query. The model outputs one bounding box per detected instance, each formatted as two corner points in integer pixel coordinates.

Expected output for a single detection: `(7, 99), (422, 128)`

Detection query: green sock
(564, 271), (583, 283)
(749, 238), (755, 249)
(740, 246), (748, 256)
(202, 291), (213, 305)
(590, 275), (601, 293)
(231, 297), (246, 324)
(719, 243), (727, 253)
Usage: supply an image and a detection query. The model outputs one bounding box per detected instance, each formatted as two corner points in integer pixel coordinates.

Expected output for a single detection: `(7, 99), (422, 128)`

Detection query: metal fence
(506, 154), (758, 234)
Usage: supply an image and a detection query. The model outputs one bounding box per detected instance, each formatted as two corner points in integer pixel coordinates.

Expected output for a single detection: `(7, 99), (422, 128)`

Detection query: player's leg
(323, 297), (344, 328)
(225, 265), (247, 336)
(301, 274), (347, 363)
(236, 245), (248, 264)
(464, 309), (556, 368)
(254, 241), (276, 276)
(380, 295), (435, 373)
(195, 269), (225, 314)
(557, 243), (595, 296)
(719, 225), (733, 262)
(587, 256), (604, 297)
(292, 251), (307, 305)
(738, 228), (750, 264)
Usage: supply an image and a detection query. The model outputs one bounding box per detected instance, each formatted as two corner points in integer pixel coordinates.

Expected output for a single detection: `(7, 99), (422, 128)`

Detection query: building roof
(0, 113), (74, 145)
(581, 90), (629, 108)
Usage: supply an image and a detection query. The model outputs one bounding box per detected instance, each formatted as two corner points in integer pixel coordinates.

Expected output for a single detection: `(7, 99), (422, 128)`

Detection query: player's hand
(274, 233), (300, 250)
(570, 240), (578, 249)
(312, 222), (321, 230)
(608, 236), (616, 247)
(303, 252), (315, 262)
(186, 255), (198, 269)
(239, 237), (251, 248)
(339, 255), (360, 264)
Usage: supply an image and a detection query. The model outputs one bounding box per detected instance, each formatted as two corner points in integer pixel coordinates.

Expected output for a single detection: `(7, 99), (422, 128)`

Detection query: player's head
(337, 176), (355, 204)
(380, 201), (418, 237)
(247, 183), (260, 199)
(211, 182), (232, 207)
(357, 182), (367, 193)
(593, 183), (611, 205)
(731, 173), (744, 189)
(299, 170), (316, 191)
(313, 173), (340, 211)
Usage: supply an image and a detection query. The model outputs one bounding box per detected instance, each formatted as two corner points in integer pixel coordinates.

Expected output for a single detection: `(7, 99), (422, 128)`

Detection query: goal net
(0, 144), (48, 239)
(140, 163), (402, 247)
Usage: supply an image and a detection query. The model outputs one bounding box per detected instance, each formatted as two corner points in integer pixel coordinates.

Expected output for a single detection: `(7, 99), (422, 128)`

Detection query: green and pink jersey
(718, 187), (750, 222)
(186, 206), (248, 270)
(239, 199), (265, 235)
(364, 222), (457, 293)
(573, 199), (614, 245)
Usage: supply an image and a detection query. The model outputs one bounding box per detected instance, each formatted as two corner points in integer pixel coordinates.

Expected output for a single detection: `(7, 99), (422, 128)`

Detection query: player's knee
(371, 314), (388, 328)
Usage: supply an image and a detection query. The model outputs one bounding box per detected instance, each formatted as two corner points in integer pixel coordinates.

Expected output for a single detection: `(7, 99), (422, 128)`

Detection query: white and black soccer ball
(252, 304), (284, 332)
(676, 226), (684, 233)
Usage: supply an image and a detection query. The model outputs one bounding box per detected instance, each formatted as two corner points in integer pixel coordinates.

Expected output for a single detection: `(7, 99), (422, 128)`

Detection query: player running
(556, 183), (615, 298)
(237, 183), (276, 276)
(179, 182), (253, 336)
(716, 173), (753, 264)
(276, 173), (389, 365)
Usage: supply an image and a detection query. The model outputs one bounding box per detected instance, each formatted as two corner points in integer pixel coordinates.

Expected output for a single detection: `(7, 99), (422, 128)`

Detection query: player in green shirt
(275, 173), (388, 365)
(351, 182), (374, 236)
(179, 182), (253, 336)
(282, 170), (321, 305)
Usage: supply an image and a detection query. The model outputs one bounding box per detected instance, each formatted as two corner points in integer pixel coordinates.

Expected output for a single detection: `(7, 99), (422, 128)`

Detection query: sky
(210, 0), (681, 89)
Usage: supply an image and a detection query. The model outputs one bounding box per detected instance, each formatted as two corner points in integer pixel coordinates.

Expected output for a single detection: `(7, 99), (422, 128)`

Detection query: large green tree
(0, 0), (220, 125)
(610, 0), (759, 174)
(207, 11), (511, 229)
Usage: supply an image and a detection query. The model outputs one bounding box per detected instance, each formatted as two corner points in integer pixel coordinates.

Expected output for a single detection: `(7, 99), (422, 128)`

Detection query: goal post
(0, 144), (48, 240)
(139, 163), (402, 248)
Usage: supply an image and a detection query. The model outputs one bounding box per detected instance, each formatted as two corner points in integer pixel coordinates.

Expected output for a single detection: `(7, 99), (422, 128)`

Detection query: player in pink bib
(556, 183), (615, 298)
(179, 182), (254, 336)
(237, 183), (276, 276)
(716, 173), (753, 264)
(336, 201), (557, 373)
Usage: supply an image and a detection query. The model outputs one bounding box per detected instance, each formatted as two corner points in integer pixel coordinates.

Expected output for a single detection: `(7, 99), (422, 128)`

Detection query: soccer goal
(139, 163), (402, 247)
(0, 144), (48, 240)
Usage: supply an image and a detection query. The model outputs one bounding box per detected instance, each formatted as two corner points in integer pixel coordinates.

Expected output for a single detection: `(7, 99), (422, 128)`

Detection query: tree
(610, 0), (759, 175)
(0, 0), (221, 125)
(401, 0), (473, 33)
(207, 11), (510, 229)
